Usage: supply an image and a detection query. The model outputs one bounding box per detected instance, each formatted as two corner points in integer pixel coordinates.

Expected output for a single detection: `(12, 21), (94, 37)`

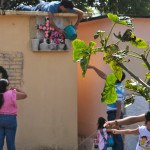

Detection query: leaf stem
(129, 51), (141, 57)
(105, 23), (116, 46)
(127, 54), (142, 59)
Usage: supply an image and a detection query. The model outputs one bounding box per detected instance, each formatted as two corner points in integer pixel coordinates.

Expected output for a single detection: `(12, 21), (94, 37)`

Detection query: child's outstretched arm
(109, 128), (139, 134)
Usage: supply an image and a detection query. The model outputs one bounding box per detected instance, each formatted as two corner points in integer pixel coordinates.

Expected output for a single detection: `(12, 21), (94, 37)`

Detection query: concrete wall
(0, 12), (78, 150)
(77, 17), (150, 149)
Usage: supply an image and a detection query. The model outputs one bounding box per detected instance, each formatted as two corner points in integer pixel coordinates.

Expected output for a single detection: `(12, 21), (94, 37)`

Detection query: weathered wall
(0, 13), (78, 150)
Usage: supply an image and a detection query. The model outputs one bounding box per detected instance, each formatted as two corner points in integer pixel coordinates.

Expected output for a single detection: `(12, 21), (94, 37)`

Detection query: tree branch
(118, 62), (150, 91)
(141, 54), (150, 71)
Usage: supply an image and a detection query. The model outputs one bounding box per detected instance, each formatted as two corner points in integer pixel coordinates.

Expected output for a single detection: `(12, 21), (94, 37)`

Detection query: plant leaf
(146, 73), (150, 78)
(124, 95), (135, 107)
(72, 39), (88, 62)
(109, 61), (123, 81)
(101, 73), (117, 104)
(103, 44), (120, 63)
(130, 37), (148, 48)
(94, 30), (105, 39)
(72, 39), (97, 78)
(107, 13), (134, 28)
(80, 56), (90, 78)
(114, 29), (148, 48)
(89, 41), (96, 48)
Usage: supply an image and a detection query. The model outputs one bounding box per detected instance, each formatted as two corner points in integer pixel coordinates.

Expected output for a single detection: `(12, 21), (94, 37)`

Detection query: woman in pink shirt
(0, 79), (27, 150)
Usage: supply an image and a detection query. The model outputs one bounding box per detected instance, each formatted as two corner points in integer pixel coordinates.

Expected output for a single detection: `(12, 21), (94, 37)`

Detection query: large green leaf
(114, 29), (148, 48)
(109, 61), (123, 81)
(80, 56), (90, 78)
(101, 73), (117, 104)
(107, 13), (134, 28)
(130, 37), (148, 48)
(72, 39), (88, 62)
(72, 39), (97, 78)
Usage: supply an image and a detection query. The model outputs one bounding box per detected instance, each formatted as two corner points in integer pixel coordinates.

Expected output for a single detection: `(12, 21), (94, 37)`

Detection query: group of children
(95, 111), (150, 150)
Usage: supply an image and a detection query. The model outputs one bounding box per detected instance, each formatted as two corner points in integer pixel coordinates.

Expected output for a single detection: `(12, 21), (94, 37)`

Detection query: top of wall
(0, 10), (91, 17)
(81, 14), (150, 22)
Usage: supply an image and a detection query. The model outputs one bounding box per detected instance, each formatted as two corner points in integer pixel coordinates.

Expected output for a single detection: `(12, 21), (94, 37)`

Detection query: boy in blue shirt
(88, 65), (126, 150)
(16, 0), (83, 34)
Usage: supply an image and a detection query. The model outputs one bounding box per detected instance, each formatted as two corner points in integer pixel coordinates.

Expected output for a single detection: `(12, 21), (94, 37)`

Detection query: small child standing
(95, 117), (113, 150)
(111, 111), (150, 150)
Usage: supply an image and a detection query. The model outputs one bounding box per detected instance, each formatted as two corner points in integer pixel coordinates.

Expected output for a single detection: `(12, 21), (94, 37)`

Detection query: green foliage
(107, 13), (134, 29)
(109, 61), (123, 81)
(8, 0), (150, 16)
(146, 72), (150, 78)
(10, 0), (49, 9)
(93, 0), (150, 16)
(130, 37), (148, 48)
(101, 73), (117, 104)
(94, 30), (105, 39)
(72, 39), (88, 62)
(73, 13), (150, 105)
(142, 63), (148, 69)
(72, 40), (96, 78)
(124, 94), (135, 107)
(114, 29), (148, 48)
(125, 79), (150, 101)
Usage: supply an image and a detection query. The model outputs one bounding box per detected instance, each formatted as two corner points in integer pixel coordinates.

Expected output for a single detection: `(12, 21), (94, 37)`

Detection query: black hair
(0, 79), (8, 109)
(0, 66), (8, 79)
(97, 117), (106, 129)
(60, 0), (74, 9)
(142, 136), (147, 140)
(145, 111), (150, 124)
(116, 72), (126, 84)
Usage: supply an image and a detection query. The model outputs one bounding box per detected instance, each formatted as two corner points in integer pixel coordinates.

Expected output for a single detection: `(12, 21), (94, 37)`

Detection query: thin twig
(128, 50), (142, 57)
(127, 54), (142, 59)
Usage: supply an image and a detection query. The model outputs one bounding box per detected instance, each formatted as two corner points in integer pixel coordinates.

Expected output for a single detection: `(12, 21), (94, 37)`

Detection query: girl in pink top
(0, 79), (27, 150)
(95, 117), (113, 150)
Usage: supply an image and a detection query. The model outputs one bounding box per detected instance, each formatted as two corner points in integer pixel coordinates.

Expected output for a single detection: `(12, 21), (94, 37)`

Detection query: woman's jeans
(0, 114), (17, 150)
(107, 111), (124, 150)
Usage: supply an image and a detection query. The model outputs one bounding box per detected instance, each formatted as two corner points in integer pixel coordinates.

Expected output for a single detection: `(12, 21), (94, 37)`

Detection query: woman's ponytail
(0, 79), (8, 109)
(0, 94), (3, 109)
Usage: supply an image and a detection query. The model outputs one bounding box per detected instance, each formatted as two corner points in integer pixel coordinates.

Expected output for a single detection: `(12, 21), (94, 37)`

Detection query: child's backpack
(107, 132), (114, 147)
(100, 129), (114, 149)
(94, 129), (107, 150)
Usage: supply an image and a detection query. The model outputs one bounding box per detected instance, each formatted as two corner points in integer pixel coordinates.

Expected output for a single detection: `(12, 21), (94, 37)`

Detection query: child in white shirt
(111, 111), (150, 150)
